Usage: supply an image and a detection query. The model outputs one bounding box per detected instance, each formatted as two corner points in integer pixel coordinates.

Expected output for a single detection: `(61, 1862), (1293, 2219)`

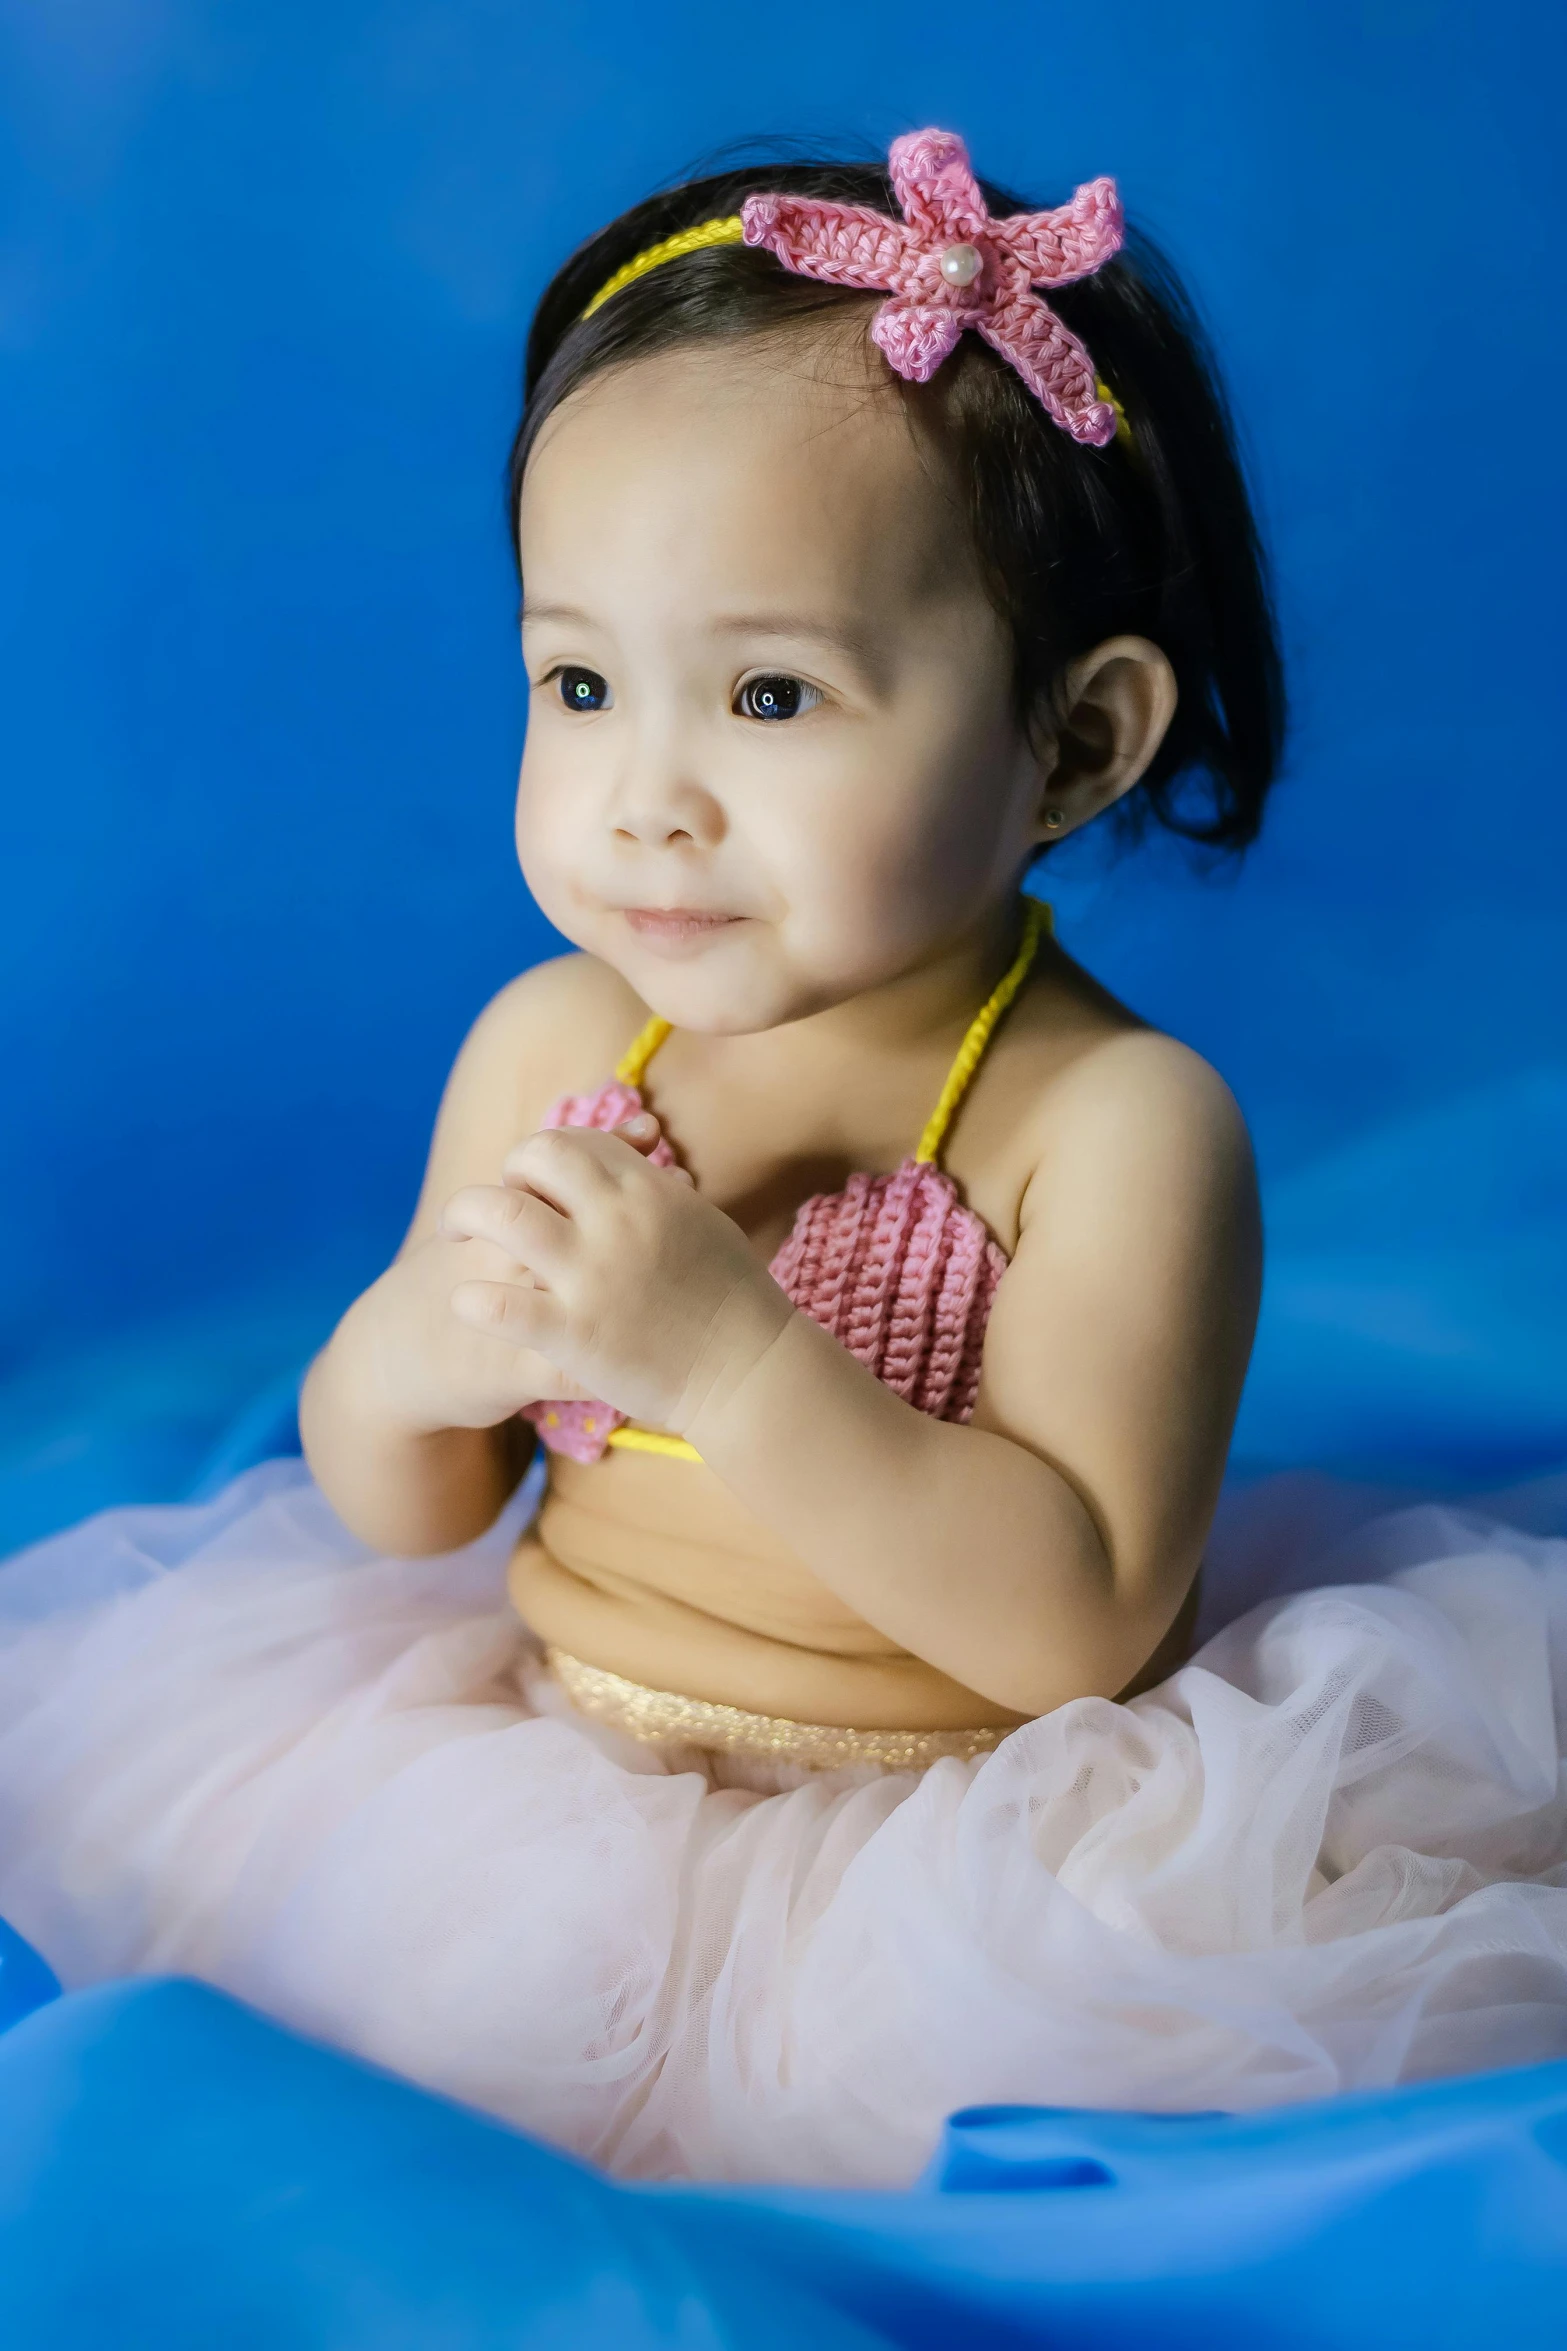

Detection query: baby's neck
(686, 900), (1028, 1086)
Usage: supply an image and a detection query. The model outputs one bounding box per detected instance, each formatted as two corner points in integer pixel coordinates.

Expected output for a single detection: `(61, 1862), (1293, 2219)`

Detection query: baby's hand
(438, 1121), (794, 1436)
(343, 1118), (667, 1436)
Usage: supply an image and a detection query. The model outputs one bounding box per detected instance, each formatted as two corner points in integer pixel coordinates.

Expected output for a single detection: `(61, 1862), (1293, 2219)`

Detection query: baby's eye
(735, 673), (821, 723)
(554, 666), (612, 714)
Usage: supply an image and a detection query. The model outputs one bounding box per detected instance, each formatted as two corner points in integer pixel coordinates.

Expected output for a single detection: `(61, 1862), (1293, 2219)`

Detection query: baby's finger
(440, 1183), (572, 1281)
(612, 1110), (664, 1155)
(503, 1125), (628, 1210)
(450, 1278), (568, 1357)
(611, 1117), (695, 1187)
(528, 1370), (594, 1403)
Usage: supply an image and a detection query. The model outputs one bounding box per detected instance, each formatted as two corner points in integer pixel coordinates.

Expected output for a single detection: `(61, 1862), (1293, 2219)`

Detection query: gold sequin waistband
(544, 1647), (1009, 1773)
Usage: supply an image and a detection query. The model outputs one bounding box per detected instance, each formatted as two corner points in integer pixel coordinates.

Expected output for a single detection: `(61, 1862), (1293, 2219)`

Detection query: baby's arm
(445, 1029), (1259, 1711)
(689, 1033), (1261, 1709)
(299, 955), (639, 1556)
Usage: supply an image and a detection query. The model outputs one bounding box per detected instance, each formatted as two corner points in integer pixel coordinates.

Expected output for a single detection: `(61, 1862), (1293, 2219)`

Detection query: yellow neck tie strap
(913, 898), (1052, 1167)
(603, 897), (1050, 1464)
(604, 1425), (701, 1460)
(615, 1014), (673, 1091)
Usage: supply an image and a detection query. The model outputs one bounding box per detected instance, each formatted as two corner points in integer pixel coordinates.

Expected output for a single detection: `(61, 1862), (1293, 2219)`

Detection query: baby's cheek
(512, 822), (571, 931)
(513, 762), (592, 924)
(789, 848), (946, 996)
(805, 749), (975, 933)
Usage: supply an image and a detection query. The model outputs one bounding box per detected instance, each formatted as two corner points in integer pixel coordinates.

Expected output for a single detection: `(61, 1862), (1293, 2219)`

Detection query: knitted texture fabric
(519, 1086), (1005, 1465)
(768, 1160), (1004, 1419)
(741, 127), (1124, 445)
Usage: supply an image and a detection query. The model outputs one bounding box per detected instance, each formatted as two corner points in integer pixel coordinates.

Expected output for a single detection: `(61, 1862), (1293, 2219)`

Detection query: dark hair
(508, 152), (1284, 853)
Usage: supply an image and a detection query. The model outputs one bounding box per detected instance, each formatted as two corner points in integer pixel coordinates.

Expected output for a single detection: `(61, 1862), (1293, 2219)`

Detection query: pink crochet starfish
(742, 129), (1125, 445)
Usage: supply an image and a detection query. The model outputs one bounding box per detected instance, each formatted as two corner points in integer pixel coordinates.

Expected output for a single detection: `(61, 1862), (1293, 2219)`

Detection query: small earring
(1043, 808), (1065, 831)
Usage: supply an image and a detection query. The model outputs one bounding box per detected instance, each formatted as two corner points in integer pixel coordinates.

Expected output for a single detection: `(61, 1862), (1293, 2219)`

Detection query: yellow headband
(577, 214), (1132, 448)
(578, 216), (746, 319)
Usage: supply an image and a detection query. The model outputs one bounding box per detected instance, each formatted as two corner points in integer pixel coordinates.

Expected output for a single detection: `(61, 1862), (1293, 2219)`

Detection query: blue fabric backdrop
(2, 0), (1564, 1550)
(2, 4), (1566, 2340)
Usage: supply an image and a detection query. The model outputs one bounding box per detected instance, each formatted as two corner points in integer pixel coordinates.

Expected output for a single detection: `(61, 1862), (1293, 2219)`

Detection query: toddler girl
(2, 132), (1564, 2189)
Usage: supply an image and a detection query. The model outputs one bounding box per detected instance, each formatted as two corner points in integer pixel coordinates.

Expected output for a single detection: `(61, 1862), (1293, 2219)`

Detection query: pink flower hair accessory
(741, 129), (1125, 446)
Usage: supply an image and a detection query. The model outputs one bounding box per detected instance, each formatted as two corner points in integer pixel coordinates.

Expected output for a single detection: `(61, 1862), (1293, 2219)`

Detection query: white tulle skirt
(2, 1456), (1566, 2187)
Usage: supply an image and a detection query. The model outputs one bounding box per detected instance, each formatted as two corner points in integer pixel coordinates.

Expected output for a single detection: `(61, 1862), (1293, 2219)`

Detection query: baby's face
(515, 334), (1048, 1034)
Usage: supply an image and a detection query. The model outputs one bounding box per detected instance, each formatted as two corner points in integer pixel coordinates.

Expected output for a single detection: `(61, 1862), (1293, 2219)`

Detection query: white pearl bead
(938, 242), (982, 288)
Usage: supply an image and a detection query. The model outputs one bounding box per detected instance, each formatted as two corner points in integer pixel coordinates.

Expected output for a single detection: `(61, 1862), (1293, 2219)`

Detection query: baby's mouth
(620, 907), (744, 948)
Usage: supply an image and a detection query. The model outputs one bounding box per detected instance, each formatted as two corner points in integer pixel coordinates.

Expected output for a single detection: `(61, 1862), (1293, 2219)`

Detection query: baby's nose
(608, 762), (725, 849)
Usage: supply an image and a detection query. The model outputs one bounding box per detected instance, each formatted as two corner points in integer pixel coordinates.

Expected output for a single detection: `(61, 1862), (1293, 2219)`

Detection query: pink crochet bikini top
(523, 900), (1051, 1466)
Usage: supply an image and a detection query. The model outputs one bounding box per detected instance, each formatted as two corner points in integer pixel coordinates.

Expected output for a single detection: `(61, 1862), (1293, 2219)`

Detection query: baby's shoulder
(423, 952), (643, 1169)
(455, 952), (647, 1115)
(1001, 959), (1256, 1231)
(401, 954), (650, 1244)
(1043, 1025), (1252, 1179)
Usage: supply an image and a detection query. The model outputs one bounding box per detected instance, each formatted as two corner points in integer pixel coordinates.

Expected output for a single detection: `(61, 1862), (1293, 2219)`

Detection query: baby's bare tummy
(508, 1449), (1032, 1732)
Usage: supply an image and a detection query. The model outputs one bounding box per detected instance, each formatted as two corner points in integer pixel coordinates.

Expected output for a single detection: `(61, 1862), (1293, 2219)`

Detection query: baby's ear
(1031, 635), (1178, 843)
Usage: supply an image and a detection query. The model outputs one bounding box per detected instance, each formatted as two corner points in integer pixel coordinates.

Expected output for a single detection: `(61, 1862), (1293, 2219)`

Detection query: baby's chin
(615, 936), (801, 1035)
(589, 914), (844, 1036)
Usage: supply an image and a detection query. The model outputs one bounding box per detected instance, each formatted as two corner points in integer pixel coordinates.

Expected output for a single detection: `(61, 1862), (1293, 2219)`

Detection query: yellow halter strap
(615, 1013), (674, 1091)
(602, 898), (1050, 1466)
(913, 898), (1051, 1165)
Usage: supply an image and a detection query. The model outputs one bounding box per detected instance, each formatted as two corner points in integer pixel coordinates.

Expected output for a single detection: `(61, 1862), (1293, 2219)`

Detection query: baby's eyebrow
(520, 601), (887, 684)
(520, 599), (595, 629)
(709, 612), (883, 672)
